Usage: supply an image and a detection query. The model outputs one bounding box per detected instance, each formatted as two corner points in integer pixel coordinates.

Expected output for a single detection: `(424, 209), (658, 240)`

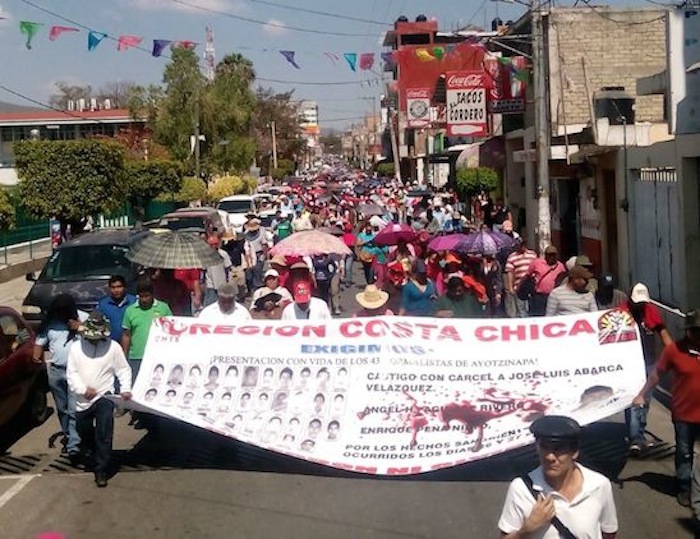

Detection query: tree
(153, 47), (206, 161)
(269, 158), (296, 181)
(49, 82), (92, 110)
(96, 80), (138, 109)
(158, 176), (207, 204)
(320, 132), (342, 154)
(252, 88), (306, 174)
(375, 162), (395, 177)
(14, 140), (125, 233)
(202, 54), (257, 173)
(122, 160), (183, 225)
(455, 166), (500, 197)
(207, 175), (245, 202)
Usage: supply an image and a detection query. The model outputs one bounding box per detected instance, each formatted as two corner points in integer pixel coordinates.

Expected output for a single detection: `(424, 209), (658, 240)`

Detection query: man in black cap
(498, 415), (618, 538)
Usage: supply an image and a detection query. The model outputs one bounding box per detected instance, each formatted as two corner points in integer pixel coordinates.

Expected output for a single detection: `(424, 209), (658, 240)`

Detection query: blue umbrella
(454, 230), (518, 256)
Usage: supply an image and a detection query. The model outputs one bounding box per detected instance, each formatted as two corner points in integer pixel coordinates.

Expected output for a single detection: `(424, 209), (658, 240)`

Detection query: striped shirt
(505, 249), (537, 289)
(545, 285), (598, 316)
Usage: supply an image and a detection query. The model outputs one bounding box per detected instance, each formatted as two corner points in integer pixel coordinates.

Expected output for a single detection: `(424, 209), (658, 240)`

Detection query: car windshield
(160, 216), (206, 231)
(39, 245), (132, 281)
(218, 200), (253, 214)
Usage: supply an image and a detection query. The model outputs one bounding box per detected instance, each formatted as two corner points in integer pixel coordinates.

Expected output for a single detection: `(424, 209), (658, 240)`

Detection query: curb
(0, 257), (49, 284)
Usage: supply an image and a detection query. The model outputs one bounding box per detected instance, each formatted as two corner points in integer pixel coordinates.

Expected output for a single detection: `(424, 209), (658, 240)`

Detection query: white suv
(217, 195), (255, 232)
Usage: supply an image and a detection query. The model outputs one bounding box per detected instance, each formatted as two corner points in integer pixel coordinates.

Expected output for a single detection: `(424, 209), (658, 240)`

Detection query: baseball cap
(544, 245), (558, 255)
(293, 281), (311, 303)
(599, 272), (616, 288)
(264, 269), (280, 280)
(630, 283), (651, 303)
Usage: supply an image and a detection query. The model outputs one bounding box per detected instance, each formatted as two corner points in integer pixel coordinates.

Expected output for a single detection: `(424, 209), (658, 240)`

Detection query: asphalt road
(1, 274), (698, 538)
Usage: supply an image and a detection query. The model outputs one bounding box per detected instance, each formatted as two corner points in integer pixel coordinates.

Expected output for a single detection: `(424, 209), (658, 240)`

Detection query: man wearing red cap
(281, 281), (332, 320)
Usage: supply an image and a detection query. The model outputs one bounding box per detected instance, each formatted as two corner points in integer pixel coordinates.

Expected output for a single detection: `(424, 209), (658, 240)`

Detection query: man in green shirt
(121, 279), (172, 379)
(435, 273), (483, 319)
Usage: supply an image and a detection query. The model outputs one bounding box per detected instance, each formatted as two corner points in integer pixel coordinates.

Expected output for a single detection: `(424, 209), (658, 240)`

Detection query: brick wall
(547, 7), (667, 131)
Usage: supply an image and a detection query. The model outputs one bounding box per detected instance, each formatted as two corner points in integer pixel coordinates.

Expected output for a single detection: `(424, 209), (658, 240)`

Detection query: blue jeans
(674, 420), (700, 492)
(48, 364), (80, 452)
(625, 402), (649, 445)
(76, 397), (115, 475)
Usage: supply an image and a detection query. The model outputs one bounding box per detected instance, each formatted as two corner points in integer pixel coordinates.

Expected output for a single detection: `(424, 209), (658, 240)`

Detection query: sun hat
(630, 283), (651, 303)
(576, 255), (593, 268)
(271, 255), (287, 267)
(246, 219), (261, 231)
(264, 269), (280, 280)
(254, 292), (283, 311)
(356, 284), (389, 310)
(81, 311), (111, 341)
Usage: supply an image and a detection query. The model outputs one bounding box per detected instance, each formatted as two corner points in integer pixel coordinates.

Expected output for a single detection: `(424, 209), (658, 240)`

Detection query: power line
(18, 0), (381, 87)
(580, 0), (668, 25)
(247, 0), (391, 26)
(0, 83), (109, 123)
(172, 0), (382, 37)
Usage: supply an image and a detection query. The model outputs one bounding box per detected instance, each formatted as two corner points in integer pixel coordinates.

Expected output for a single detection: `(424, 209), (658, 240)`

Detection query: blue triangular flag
(343, 53), (357, 72)
(280, 50), (300, 69)
(152, 39), (172, 57)
(88, 31), (107, 52)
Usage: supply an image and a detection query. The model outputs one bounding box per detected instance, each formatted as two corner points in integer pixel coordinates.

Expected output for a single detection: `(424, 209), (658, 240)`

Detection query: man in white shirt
(204, 235), (233, 307)
(198, 283), (252, 322)
(66, 311), (132, 488)
(546, 266), (598, 317)
(498, 416), (618, 539)
(281, 280), (332, 321)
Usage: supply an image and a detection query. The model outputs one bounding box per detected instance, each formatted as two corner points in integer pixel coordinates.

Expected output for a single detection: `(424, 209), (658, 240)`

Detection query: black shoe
(95, 474), (108, 488)
(677, 491), (691, 507)
(67, 450), (82, 465)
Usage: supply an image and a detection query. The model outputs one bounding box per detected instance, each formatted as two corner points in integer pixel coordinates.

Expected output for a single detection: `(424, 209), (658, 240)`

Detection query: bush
(270, 158), (295, 180)
(208, 175), (245, 201)
(455, 166), (500, 197)
(123, 160), (183, 204)
(157, 176), (207, 203)
(375, 162), (395, 177)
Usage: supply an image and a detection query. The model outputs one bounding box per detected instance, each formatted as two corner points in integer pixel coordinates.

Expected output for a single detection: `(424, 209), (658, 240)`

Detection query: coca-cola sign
(446, 72), (484, 89)
(406, 88), (430, 99)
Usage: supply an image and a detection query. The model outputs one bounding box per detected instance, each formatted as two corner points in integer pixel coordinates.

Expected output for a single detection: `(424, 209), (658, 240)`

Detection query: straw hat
(356, 284), (389, 310)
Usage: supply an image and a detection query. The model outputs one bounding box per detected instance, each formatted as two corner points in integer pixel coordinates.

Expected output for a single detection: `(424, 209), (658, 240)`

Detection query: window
(40, 245), (131, 281)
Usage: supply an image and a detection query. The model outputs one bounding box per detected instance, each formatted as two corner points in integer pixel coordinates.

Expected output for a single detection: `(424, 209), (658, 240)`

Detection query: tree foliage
(14, 140), (125, 224)
(122, 160), (183, 204)
(158, 176), (207, 203)
(269, 158), (296, 180)
(455, 166), (500, 196)
(49, 80), (138, 110)
(208, 175), (245, 201)
(375, 162), (395, 177)
(0, 189), (15, 231)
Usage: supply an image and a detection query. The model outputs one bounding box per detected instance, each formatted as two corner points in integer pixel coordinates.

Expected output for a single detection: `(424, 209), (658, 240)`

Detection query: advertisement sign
(445, 71), (487, 137)
(483, 55), (527, 114)
(130, 312), (645, 476)
(406, 88), (431, 127)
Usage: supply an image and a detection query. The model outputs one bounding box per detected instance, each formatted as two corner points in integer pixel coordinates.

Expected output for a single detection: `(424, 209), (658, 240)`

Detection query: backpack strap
(519, 474), (578, 539)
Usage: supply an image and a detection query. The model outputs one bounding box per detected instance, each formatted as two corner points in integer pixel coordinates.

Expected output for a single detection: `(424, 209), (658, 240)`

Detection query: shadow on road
(623, 471), (678, 497)
(114, 418), (629, 484)
(0, 408), (55, 455)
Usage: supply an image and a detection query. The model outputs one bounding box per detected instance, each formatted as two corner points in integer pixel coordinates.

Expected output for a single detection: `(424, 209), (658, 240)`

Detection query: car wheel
(25, 381), (49, 426)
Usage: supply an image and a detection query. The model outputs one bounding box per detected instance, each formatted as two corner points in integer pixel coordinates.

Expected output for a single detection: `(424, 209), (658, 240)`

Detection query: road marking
(0, 475), (37, 509)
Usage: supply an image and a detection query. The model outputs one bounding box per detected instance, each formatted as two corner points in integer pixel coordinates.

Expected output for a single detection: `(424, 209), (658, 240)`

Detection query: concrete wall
(547, 8), (668, 132)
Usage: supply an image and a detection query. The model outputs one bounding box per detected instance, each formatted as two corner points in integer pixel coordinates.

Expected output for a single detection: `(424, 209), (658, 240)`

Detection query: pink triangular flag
(117, 35), (142, 51)
(49, 26), (79, 41)
(359, 53), (375, 70)
(324, 52), (340, 64)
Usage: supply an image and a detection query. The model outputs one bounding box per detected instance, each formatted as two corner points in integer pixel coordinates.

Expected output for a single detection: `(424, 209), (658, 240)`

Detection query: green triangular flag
(433, 46), (445, 60)
(20, 21), (43, 50)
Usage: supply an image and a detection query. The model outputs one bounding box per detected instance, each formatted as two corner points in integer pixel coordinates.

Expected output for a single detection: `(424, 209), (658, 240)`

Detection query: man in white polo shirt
(198, 283), (251, 322)
(498, 416), (618, 538)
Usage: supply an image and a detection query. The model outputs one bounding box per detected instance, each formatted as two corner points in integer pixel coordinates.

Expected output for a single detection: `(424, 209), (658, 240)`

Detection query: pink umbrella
(428, 233), (471, 252)
(373, 223), (417, 246)
(269, 230), (352, 257)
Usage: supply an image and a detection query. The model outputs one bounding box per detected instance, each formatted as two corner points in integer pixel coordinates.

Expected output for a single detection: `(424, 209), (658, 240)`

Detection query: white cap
(264, 269), (280, 279)
(565, 256), (577, 271)
(630, 283), (651, 303)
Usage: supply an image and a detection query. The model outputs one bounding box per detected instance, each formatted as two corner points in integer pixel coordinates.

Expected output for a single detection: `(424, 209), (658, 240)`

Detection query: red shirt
(174, 268), (201, 293)
(527, 258), (566, 294)
(657, 339), (700, 423)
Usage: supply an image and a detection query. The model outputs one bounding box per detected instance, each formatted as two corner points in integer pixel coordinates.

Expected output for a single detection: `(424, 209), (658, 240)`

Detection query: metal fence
(0, 223), (50, 266)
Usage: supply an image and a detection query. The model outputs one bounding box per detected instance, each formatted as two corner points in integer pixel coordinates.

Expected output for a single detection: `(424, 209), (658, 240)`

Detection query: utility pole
(270, 121), (278, 170)
(388, 108), (402, 183)
(194, 87), (201, 180)
(532, 4), (551, 254)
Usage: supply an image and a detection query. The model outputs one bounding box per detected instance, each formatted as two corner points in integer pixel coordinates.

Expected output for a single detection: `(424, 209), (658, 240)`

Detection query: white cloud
(263, 18), (287, 36)
(0, 5), (13, 31)
(128, 0), (245, 13)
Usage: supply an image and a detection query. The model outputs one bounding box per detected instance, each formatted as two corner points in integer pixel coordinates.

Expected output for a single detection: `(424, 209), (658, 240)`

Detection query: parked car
(157, 207), (225, 235)
(217, 195), (255, 232)
(22, 229), (147, 329)
(0, 307), (48, 429)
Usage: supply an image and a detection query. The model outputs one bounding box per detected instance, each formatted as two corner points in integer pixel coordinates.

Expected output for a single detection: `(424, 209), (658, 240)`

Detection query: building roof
(0, 108), (136, 126)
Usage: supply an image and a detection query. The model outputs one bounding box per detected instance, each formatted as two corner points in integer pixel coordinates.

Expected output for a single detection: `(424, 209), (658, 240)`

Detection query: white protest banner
(131, 310), (645, 476)
(446, 70), (487, 137)
(406, 88), (431, 128)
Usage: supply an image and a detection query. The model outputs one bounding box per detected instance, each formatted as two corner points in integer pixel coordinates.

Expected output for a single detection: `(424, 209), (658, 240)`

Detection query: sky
(0, 0), (653, 131)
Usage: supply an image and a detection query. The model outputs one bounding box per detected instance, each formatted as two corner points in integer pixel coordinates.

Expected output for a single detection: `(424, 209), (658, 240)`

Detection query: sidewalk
(0, 238), (51, 283)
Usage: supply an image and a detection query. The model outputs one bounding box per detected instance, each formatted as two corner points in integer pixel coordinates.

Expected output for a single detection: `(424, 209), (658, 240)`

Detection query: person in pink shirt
(526, 245), (566, 316)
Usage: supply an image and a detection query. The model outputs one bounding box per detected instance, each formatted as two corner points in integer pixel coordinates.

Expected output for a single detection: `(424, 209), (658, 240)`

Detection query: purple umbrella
(427, 233), (471, 252)
(454, 230), (517, 256)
